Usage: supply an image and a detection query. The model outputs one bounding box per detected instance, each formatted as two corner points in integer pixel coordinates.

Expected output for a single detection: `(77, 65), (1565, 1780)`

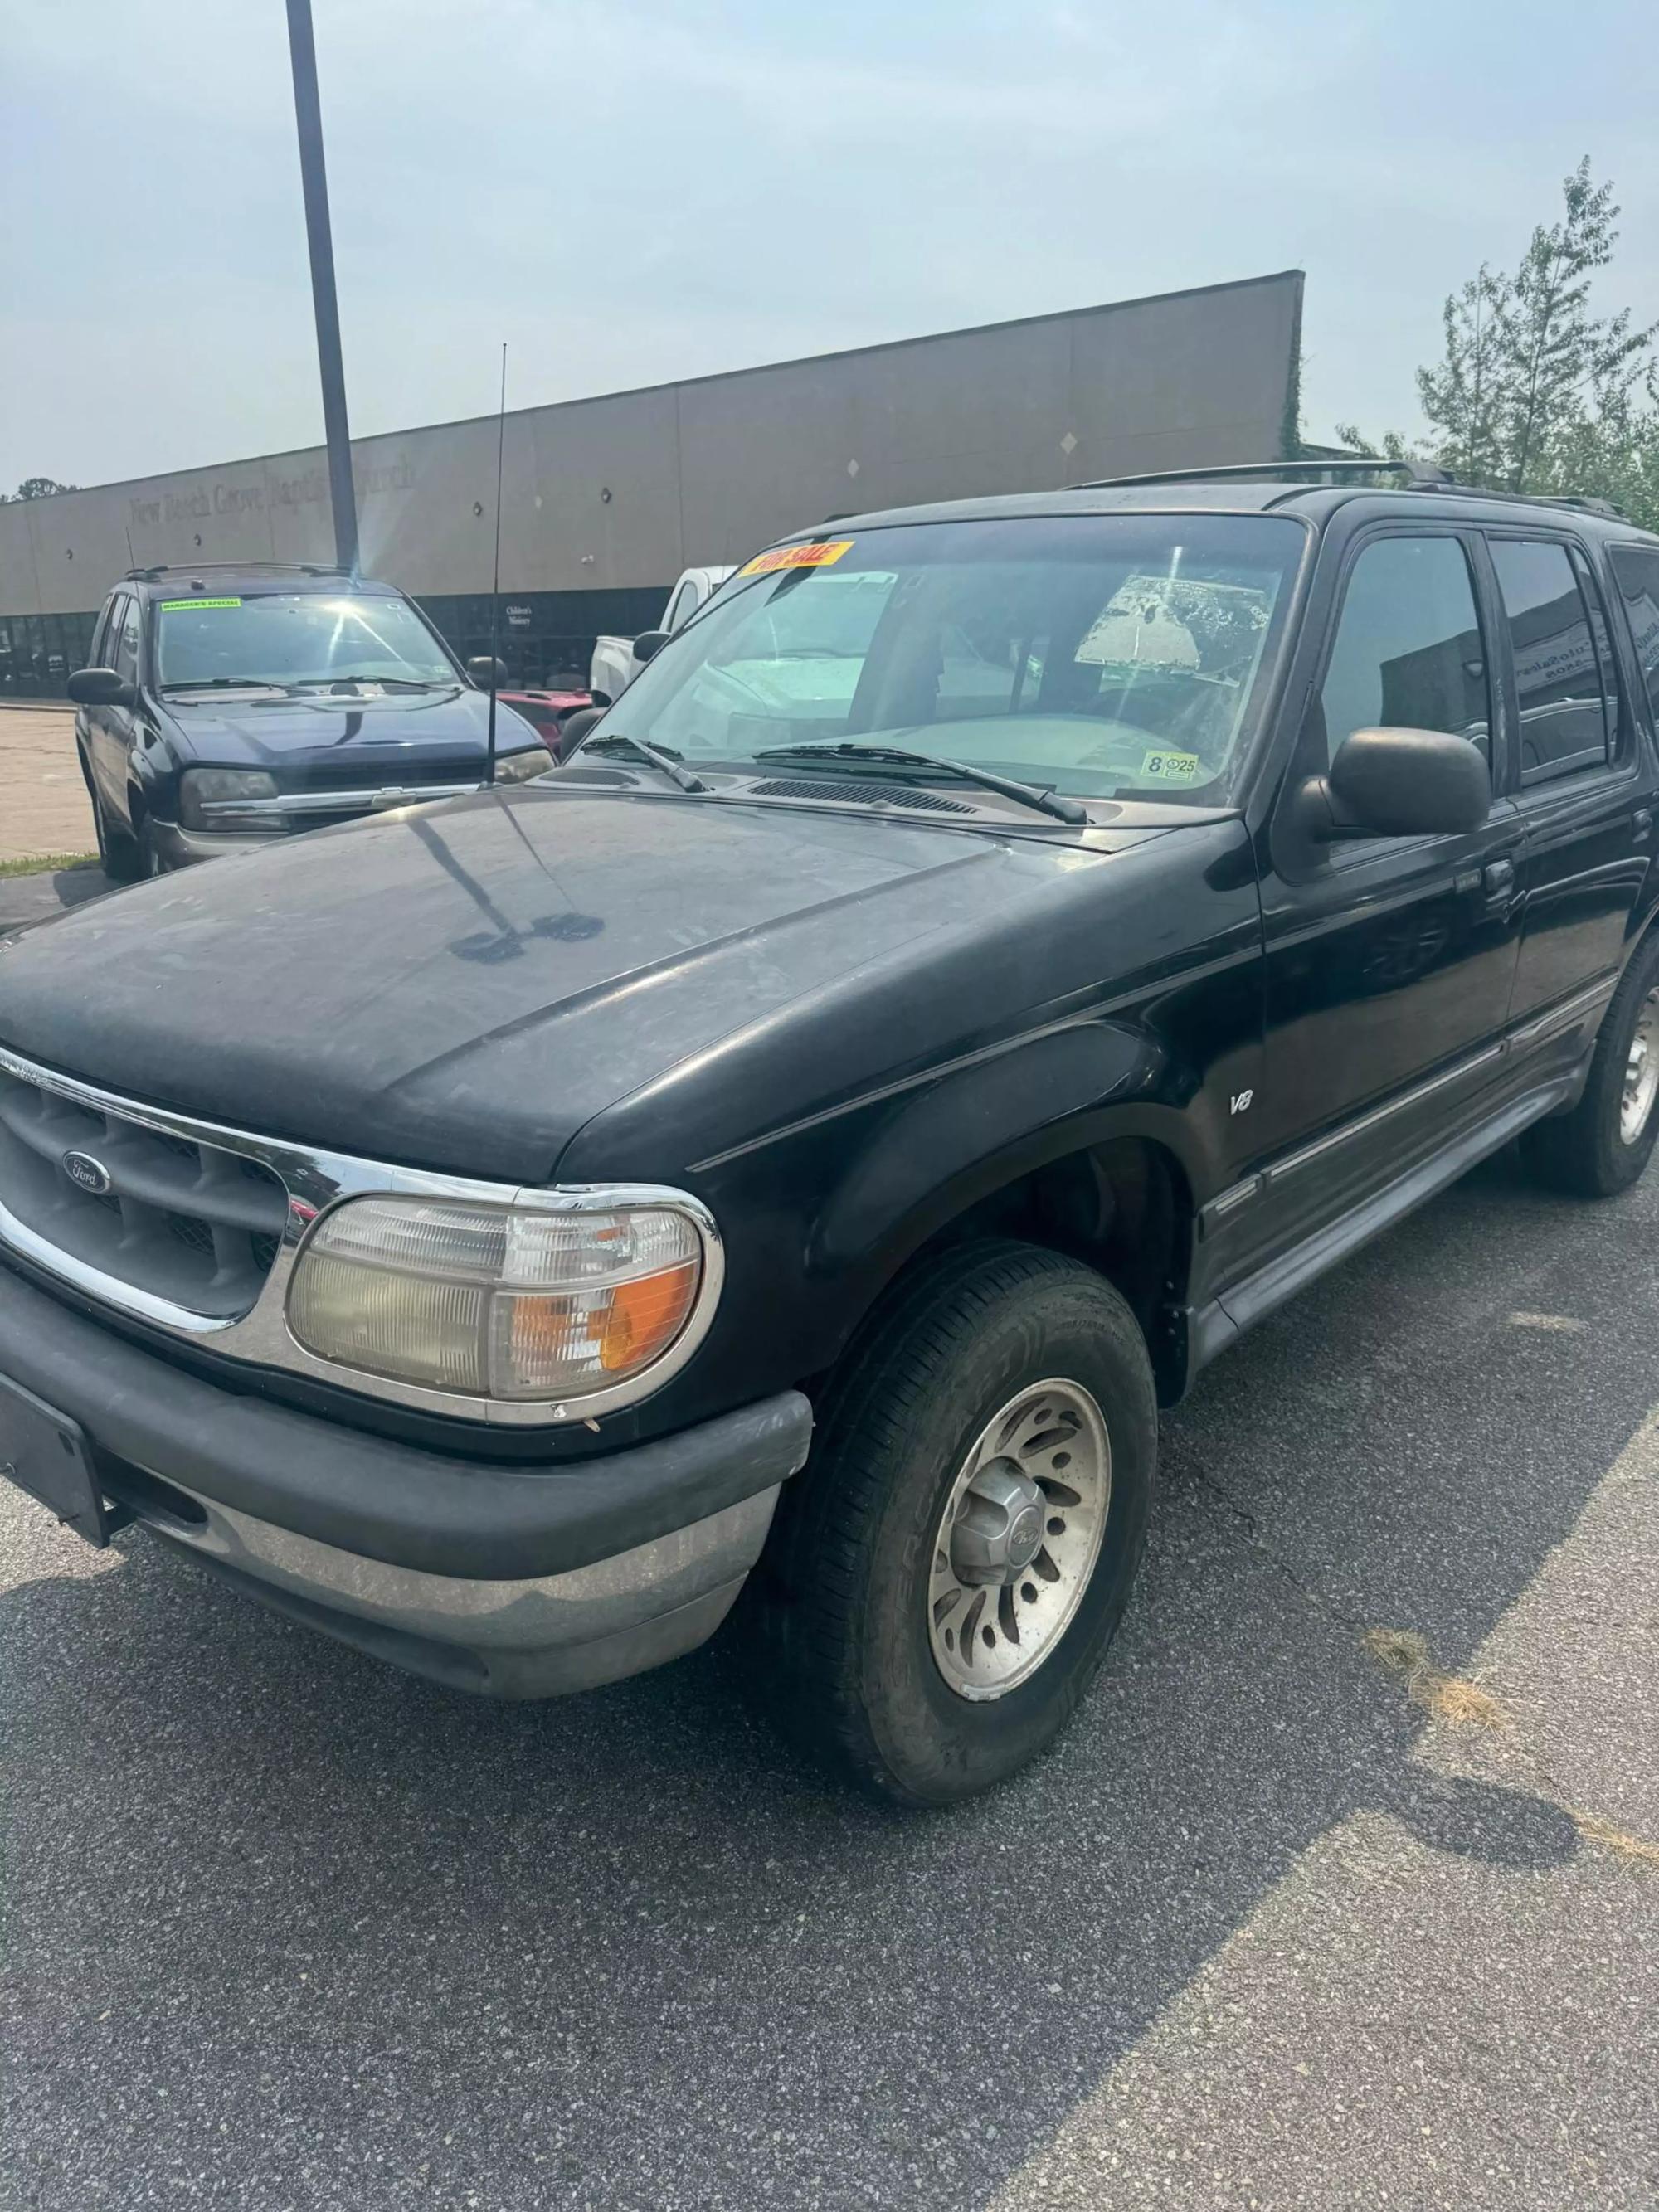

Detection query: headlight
(286, 1194), (715, 1409)
(494, 746), (550, 785)
(179, 767), (280, 831)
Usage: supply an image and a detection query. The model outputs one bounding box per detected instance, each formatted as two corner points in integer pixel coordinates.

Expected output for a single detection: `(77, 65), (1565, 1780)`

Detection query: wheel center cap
(1005, 1502), (1044, 1570)
(951, 1461), (1050, 1584)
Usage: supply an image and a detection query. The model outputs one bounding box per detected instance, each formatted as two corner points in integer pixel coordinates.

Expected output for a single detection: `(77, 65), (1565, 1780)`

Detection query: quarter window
(1608, 546), (1659, 732)
(114, 599), (141, 683)
(1489, 538), (1611, 783)
(91, 598), (119, 666)
(1318, 536), (1491, 770)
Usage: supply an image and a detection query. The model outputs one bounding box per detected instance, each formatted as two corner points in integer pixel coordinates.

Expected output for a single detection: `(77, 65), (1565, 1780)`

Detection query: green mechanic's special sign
(158, 597), (243, 610)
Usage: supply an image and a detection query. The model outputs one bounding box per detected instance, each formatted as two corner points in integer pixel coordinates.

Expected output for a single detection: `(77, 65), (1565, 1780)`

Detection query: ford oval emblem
(61, 1150), (113, 1197)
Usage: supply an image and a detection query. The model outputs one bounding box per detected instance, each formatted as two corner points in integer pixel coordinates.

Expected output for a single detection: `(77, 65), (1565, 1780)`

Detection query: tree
(0, 477), (79, 503)
(1491, 159), (1652, 493)
(1416, 268), (1508, 484)
(1336, 160), (1659, 530)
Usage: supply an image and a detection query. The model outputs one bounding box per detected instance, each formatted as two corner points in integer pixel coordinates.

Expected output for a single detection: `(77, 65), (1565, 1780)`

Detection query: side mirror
(632, 630), (670, 665)
(556, 706), (607, 758)
(67, 666), (135, 707)
(466, 655), (508, 688)
(1297, 727), (1491, 842)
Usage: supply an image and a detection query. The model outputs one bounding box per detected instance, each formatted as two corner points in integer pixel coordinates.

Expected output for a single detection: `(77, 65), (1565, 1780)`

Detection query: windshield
(156, 594), (459, 690)
(585, 514), (1305, 803)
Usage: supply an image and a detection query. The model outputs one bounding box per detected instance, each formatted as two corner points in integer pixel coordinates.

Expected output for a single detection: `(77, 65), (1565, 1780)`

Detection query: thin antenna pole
(485, 342), (507, 787)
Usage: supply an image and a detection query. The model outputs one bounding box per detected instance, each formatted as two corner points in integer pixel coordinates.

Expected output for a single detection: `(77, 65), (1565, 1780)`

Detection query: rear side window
(1608, 546), (1659, 731)
(1489, 538), (1613, 784)
(1318, 536), (1491, 769)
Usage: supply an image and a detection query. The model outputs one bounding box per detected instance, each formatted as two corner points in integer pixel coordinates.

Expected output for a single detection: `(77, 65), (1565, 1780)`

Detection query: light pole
(285, 0), (358, 574)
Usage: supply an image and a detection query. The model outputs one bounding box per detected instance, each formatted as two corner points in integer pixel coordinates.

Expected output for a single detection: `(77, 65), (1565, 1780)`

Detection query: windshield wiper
(577, 732), (709, 794)
(297, 674), (455, 692)
(161, 676), (297, 694)
(752, 741), (1087, 826)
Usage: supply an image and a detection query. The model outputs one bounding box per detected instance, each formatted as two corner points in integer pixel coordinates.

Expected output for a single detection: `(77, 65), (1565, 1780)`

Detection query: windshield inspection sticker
(159, 597), (242, 610)
(739, 538), (855, 577)
(1139, 749), (1204, 783)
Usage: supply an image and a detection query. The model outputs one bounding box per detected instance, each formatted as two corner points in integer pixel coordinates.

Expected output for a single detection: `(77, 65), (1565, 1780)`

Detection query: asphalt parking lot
(3, 1148), (1657, 2210)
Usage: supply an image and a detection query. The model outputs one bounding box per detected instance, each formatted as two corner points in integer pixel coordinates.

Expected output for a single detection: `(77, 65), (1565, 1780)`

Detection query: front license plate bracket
(0, 1373), (131, 1548)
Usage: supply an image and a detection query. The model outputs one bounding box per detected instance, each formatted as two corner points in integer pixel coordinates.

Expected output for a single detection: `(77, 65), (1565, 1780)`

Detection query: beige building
(0, 270), (1302, 695)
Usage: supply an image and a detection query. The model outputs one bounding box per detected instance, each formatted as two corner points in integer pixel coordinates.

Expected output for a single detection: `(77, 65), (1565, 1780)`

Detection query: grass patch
(1569, 1809), (1659, 1870)
(1362, 1627), (1509, 1730)
(1365, 1626), (1659, 1873)
(0, 852), (98, 879)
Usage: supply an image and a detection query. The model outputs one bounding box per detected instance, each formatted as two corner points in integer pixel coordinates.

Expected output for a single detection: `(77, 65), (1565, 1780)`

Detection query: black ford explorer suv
(7, 462), (1659, 1806)
(65, 563), (547, 877)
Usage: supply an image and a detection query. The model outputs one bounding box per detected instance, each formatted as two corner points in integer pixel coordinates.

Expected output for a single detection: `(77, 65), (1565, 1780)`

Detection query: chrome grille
(0, 1062), (287, 1320)
(0, 1041), (711, 1427)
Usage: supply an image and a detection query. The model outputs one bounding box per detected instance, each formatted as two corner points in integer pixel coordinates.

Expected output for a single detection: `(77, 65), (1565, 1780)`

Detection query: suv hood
(160, 685), (541, 777)
(0, 787), (1154, 1182)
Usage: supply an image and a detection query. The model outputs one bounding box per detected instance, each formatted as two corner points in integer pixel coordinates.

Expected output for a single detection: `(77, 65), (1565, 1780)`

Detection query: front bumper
(149, 819), (275, 868)
(0, 1262), (812, 1697)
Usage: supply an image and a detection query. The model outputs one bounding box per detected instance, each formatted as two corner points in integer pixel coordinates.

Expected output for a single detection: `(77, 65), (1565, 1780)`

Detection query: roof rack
(1078, 458), (1452, 491)
(1078, 458), (1628, 519)
(123, 559), (353, 581)
(1509, 491), (1627, 519)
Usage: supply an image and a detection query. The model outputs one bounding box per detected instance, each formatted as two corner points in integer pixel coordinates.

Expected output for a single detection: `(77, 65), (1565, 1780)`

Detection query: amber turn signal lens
(598, 1261), (699, 1371)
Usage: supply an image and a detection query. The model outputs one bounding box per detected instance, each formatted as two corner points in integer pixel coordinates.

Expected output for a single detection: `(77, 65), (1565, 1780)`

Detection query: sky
(2, 0), (1656, 493)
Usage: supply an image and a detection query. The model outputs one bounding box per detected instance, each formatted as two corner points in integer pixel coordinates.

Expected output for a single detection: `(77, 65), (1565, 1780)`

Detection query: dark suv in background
(6, 462), (1659, 1806)
(66, 563), (549, 877)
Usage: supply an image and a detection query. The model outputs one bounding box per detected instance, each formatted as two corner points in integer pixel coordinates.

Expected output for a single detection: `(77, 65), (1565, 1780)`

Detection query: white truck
(588, 565), (735, 705)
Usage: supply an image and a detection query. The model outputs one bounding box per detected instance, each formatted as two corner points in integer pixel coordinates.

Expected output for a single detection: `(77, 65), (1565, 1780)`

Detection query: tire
(80, 750), (141, 884)
(755, 1239), (1157, 1807)
(1522, 931), (1659, 1197)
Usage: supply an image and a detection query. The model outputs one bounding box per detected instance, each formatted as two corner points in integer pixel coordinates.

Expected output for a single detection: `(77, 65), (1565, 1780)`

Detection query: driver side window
(1319, 537), (1490, 770)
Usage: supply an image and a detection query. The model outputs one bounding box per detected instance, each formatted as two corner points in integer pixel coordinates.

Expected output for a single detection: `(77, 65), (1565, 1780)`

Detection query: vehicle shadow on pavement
(53, 862), (110, 907)
(2, 1147), (1651, 2210)
(0, 862), (111, 938)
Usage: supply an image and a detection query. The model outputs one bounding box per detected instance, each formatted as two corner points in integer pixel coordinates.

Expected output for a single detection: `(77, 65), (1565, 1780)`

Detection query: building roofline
(6, 270), (1305, 510)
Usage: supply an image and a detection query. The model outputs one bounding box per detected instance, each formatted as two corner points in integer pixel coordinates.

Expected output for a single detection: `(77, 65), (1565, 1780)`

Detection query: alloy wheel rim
(1620, 989), (1659, 1145)
(927, 1376), (1110, 1701)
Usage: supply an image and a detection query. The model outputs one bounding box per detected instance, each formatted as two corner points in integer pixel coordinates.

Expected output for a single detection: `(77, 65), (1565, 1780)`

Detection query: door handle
(1635, 809), (1652, 845)
(1483, 858), (1516, 906)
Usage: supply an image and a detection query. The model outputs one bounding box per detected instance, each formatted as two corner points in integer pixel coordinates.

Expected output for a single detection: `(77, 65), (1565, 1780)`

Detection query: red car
(497, 687), (593, 760)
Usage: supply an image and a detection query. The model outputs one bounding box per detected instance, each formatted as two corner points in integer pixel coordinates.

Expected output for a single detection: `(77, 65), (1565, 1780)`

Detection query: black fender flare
(805, 1016), (1206, 1289)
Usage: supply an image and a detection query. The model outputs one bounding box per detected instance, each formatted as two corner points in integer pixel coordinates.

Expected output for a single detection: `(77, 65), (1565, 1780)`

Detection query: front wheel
(757, 1241), (1156, 1806)
(79, 747), (141, 884)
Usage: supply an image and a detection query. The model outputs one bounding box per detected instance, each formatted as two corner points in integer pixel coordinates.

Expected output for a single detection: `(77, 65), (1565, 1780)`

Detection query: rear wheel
(757, 1240), (1156, 1806)
(1522, 931), (1659, 1197)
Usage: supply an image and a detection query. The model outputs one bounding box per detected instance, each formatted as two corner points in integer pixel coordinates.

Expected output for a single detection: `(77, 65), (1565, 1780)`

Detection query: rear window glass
(1490, 539), (1612, 782)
